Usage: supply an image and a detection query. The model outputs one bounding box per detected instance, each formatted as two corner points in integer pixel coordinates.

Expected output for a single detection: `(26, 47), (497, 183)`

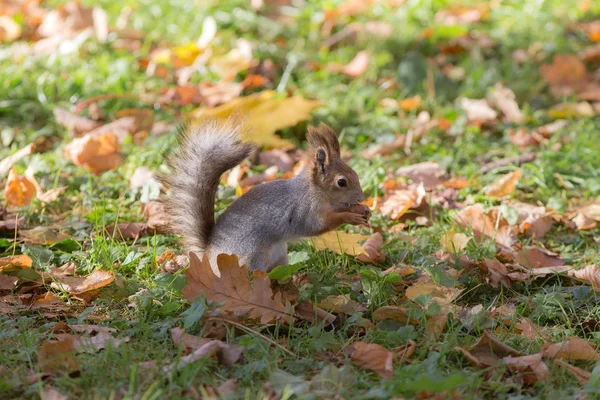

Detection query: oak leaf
(181, 253), (292, 324)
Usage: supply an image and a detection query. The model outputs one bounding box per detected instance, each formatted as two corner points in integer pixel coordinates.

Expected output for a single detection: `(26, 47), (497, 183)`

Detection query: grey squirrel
(162, 118), (370, 276)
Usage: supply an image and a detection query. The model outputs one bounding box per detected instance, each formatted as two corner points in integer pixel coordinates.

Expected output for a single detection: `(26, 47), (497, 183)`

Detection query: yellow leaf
(548, 102), (595, 119)
(399, 95), (422, 111)
(440, 229), (472, 253)
(191, 91), (320, 148)
(311, 230), (370, 257)
(173, 42), (202, 66)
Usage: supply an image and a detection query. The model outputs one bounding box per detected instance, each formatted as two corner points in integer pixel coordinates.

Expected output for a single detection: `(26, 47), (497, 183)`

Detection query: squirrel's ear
(307, 123), (341, 161)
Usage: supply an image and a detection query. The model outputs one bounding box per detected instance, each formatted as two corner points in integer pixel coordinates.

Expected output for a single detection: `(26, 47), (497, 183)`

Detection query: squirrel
(162, 118), (370, 276)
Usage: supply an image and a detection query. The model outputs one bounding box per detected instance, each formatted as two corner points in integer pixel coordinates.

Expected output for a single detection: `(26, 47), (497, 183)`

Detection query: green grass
(2, 0), (600, 398)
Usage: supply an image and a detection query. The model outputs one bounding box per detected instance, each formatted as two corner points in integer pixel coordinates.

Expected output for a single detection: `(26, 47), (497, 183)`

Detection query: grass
(2, 0), (600, 398)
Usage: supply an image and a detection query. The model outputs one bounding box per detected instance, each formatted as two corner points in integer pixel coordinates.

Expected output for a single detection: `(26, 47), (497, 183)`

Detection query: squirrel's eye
(337, 178), (348, 188)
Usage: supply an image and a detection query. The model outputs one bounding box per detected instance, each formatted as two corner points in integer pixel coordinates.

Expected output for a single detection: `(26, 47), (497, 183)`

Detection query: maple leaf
(348, 341), (394, 378)
(181, 253), (293, 324)
(191, 90), (319, 148)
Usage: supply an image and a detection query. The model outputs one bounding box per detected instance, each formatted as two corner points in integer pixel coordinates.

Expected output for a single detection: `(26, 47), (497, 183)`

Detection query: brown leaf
(514, 317), (545, 340)
(373, 306), (418, 325)
(503, 354), (548, 385)
(63, 132), (123, 175)
(485, 168), (522, 197)
(554, 359), (591, 385)
(568, 265), (600, 292)
(141, 201), (170, 234)
(50, 263), (76, 278)
(56, 332), (128, 353)
(0, 254), (33, 273)
(514, 246), (564, 269)
(0, 143), (35, 176)
(294, 300), (336, 325)
(483, 258), (511, 288)
(540, 54), (589, 97)
(455, 204), (517, 248)
(182, 253), (292, 324)
(395, 162), (446, 189)
(171, 327), (211, 352)
(543, 337), (600, 361)
(103, 222), (149, 240)
(509, 201), (554, 239)
(164, 339), (244, 373)
(38, 336), (79, 376)
(405, 277), (462, 306)
(51, 270), (115, 298)
(455, 331), (520, 368)
(53, 108), (101, 136)
(0, 275), (18, 291)
(569, 199), (600, 231)
(348, 341), (394, 378)
(356, 232), (385, 263)
(380, 183), (426, 220)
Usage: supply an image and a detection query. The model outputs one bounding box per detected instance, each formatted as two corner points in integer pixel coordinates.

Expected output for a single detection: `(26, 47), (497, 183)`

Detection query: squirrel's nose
(357, 190), (365, 202)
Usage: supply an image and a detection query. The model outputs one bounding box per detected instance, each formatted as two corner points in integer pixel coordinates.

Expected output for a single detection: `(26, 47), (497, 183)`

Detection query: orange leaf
(4, 167), (39, 207)
(63, 132), (123, 175)
(399, 95), (422, 111)
(348, 341), (394, 378)
(485, 168), (522, 197)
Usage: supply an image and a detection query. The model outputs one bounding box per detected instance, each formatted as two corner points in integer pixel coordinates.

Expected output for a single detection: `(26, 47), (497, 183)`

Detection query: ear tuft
(306, 123), (341, 158)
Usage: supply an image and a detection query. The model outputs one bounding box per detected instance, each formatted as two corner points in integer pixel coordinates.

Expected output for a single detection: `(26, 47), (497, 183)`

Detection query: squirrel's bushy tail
(162, 119), (252, 254)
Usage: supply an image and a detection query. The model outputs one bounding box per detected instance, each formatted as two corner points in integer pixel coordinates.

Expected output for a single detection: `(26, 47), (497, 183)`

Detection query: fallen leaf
(504, 354), (548, 385)
(63, 132), (123, 175)
(42, 388), (69, 400)
(487, 83), (525, 124)
(455, 204), (517, 248)
(329, 50), (370, 77)
(53, 108), (101, 136)
(395, 162), (446, 189)
(191, 91), (319, 148)
(461, 98), (498, 124)
(164, 339), (244, 373)
(0, 254), (33, 272)
(51, 269), (115, 297)
(102, 222), (149, 240)
(311, 230), (370, 257)
(182, 253), (292, 324)
(514, 317), (545, 340)
(380, 183), (426, 220)
(509, 201), (554, 239)
(543, 337), (600, 361)
(485, 168), (522, 197)
(399, 95), (422, 111)
(56, 332), (128, 353)
(4, 167), (39, 207)
(0, 143), (35, 176)
(348, 341), (394, 378)
(293, 300), (336, 325)
(209, 39), (255, 78)
(483, 258), (511, 288)
(129, 166), (155, 189)
(373, 306), (418, 325)
(569, 199), (600, 230)
(355, 232), (385, 263)
(554, 359), (591, 385)
(514, 246), (564, 269)
(405, 280), (462, 306)
(0, 275), (18, 291)
(38, 336), (79, 376)
(548, 102), (595, 119)
(540, 54), (589, 97)
(171, 327), (211, 352)
(317, 294), (366, 315)
(0, 16), (22, 42)
(568, 265), (600, 292)
(440, 229), (472, 253)
(455, 331), (520, 368)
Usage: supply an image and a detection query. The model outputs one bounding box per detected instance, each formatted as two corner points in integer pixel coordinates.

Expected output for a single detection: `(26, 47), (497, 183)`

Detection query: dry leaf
(514, 317), (545, 340)
(440, 229), (472, 253)
(514, 246), (564, 269)
(4, 167), (39, 207)
(51, 270), (115, 297)
(373, 306), (418, 325)
(487, 83), (525, 124)
(348, 341), (394, 378)
(209, 39), (254, 78)
(191, 91), (319, 148)
(103, 222), (149, 240)
(38, 336), (79, 376)
(63, 132), (123, 175)
(317, 294), (366, 315)
(0, 275), (18, 291)
(405, 276), (462, 306)
(164, 339), (244, 373)
(380, 183), (426, 220)
(331, 50), (370, 77)
(568, 265), (600, 292)
(356, 232), (385, 263)
(0, 143), (35, 176)
(399, 95), (422, 111)
(0, 254), (33, 272)
(129, 166), (155, 189)
(435, 5), (487, 25)
(182, 253), (292, 324)
(509, 201), (554, 239)
(485, 168), (522, 197)
(455, 331), (520, 368)
(53, 108), (101, 136)
(395, 162), (445, 189)
(311, 230), (370, 257)
(294, 300), (336, 325)
(42, 388), (69, 400)
(461, 98), (498, 124)
(503, 354), (548, 385)
(543, 337), (600, 361)
(455, 204), (517, 249)
(483, 258), (511, 288)
(548, 102), (595, 119)
(540, 54), (589, 97)
(554, 359), (591, 385)
(569, 199), (600, 230)
(171, 327), (211, 352)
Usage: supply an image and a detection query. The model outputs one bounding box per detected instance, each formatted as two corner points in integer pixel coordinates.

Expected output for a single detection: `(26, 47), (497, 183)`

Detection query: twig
(479, 153), (536, 174)
(208, 317), (298, 358)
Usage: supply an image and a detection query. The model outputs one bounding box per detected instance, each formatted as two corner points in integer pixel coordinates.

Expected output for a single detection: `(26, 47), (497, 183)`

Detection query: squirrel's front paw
(347, 203), (371, 220)
(343, 211), (369, 226)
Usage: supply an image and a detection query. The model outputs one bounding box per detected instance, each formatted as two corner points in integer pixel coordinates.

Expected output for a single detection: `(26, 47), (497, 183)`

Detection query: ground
(2, 0), (600, 399)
